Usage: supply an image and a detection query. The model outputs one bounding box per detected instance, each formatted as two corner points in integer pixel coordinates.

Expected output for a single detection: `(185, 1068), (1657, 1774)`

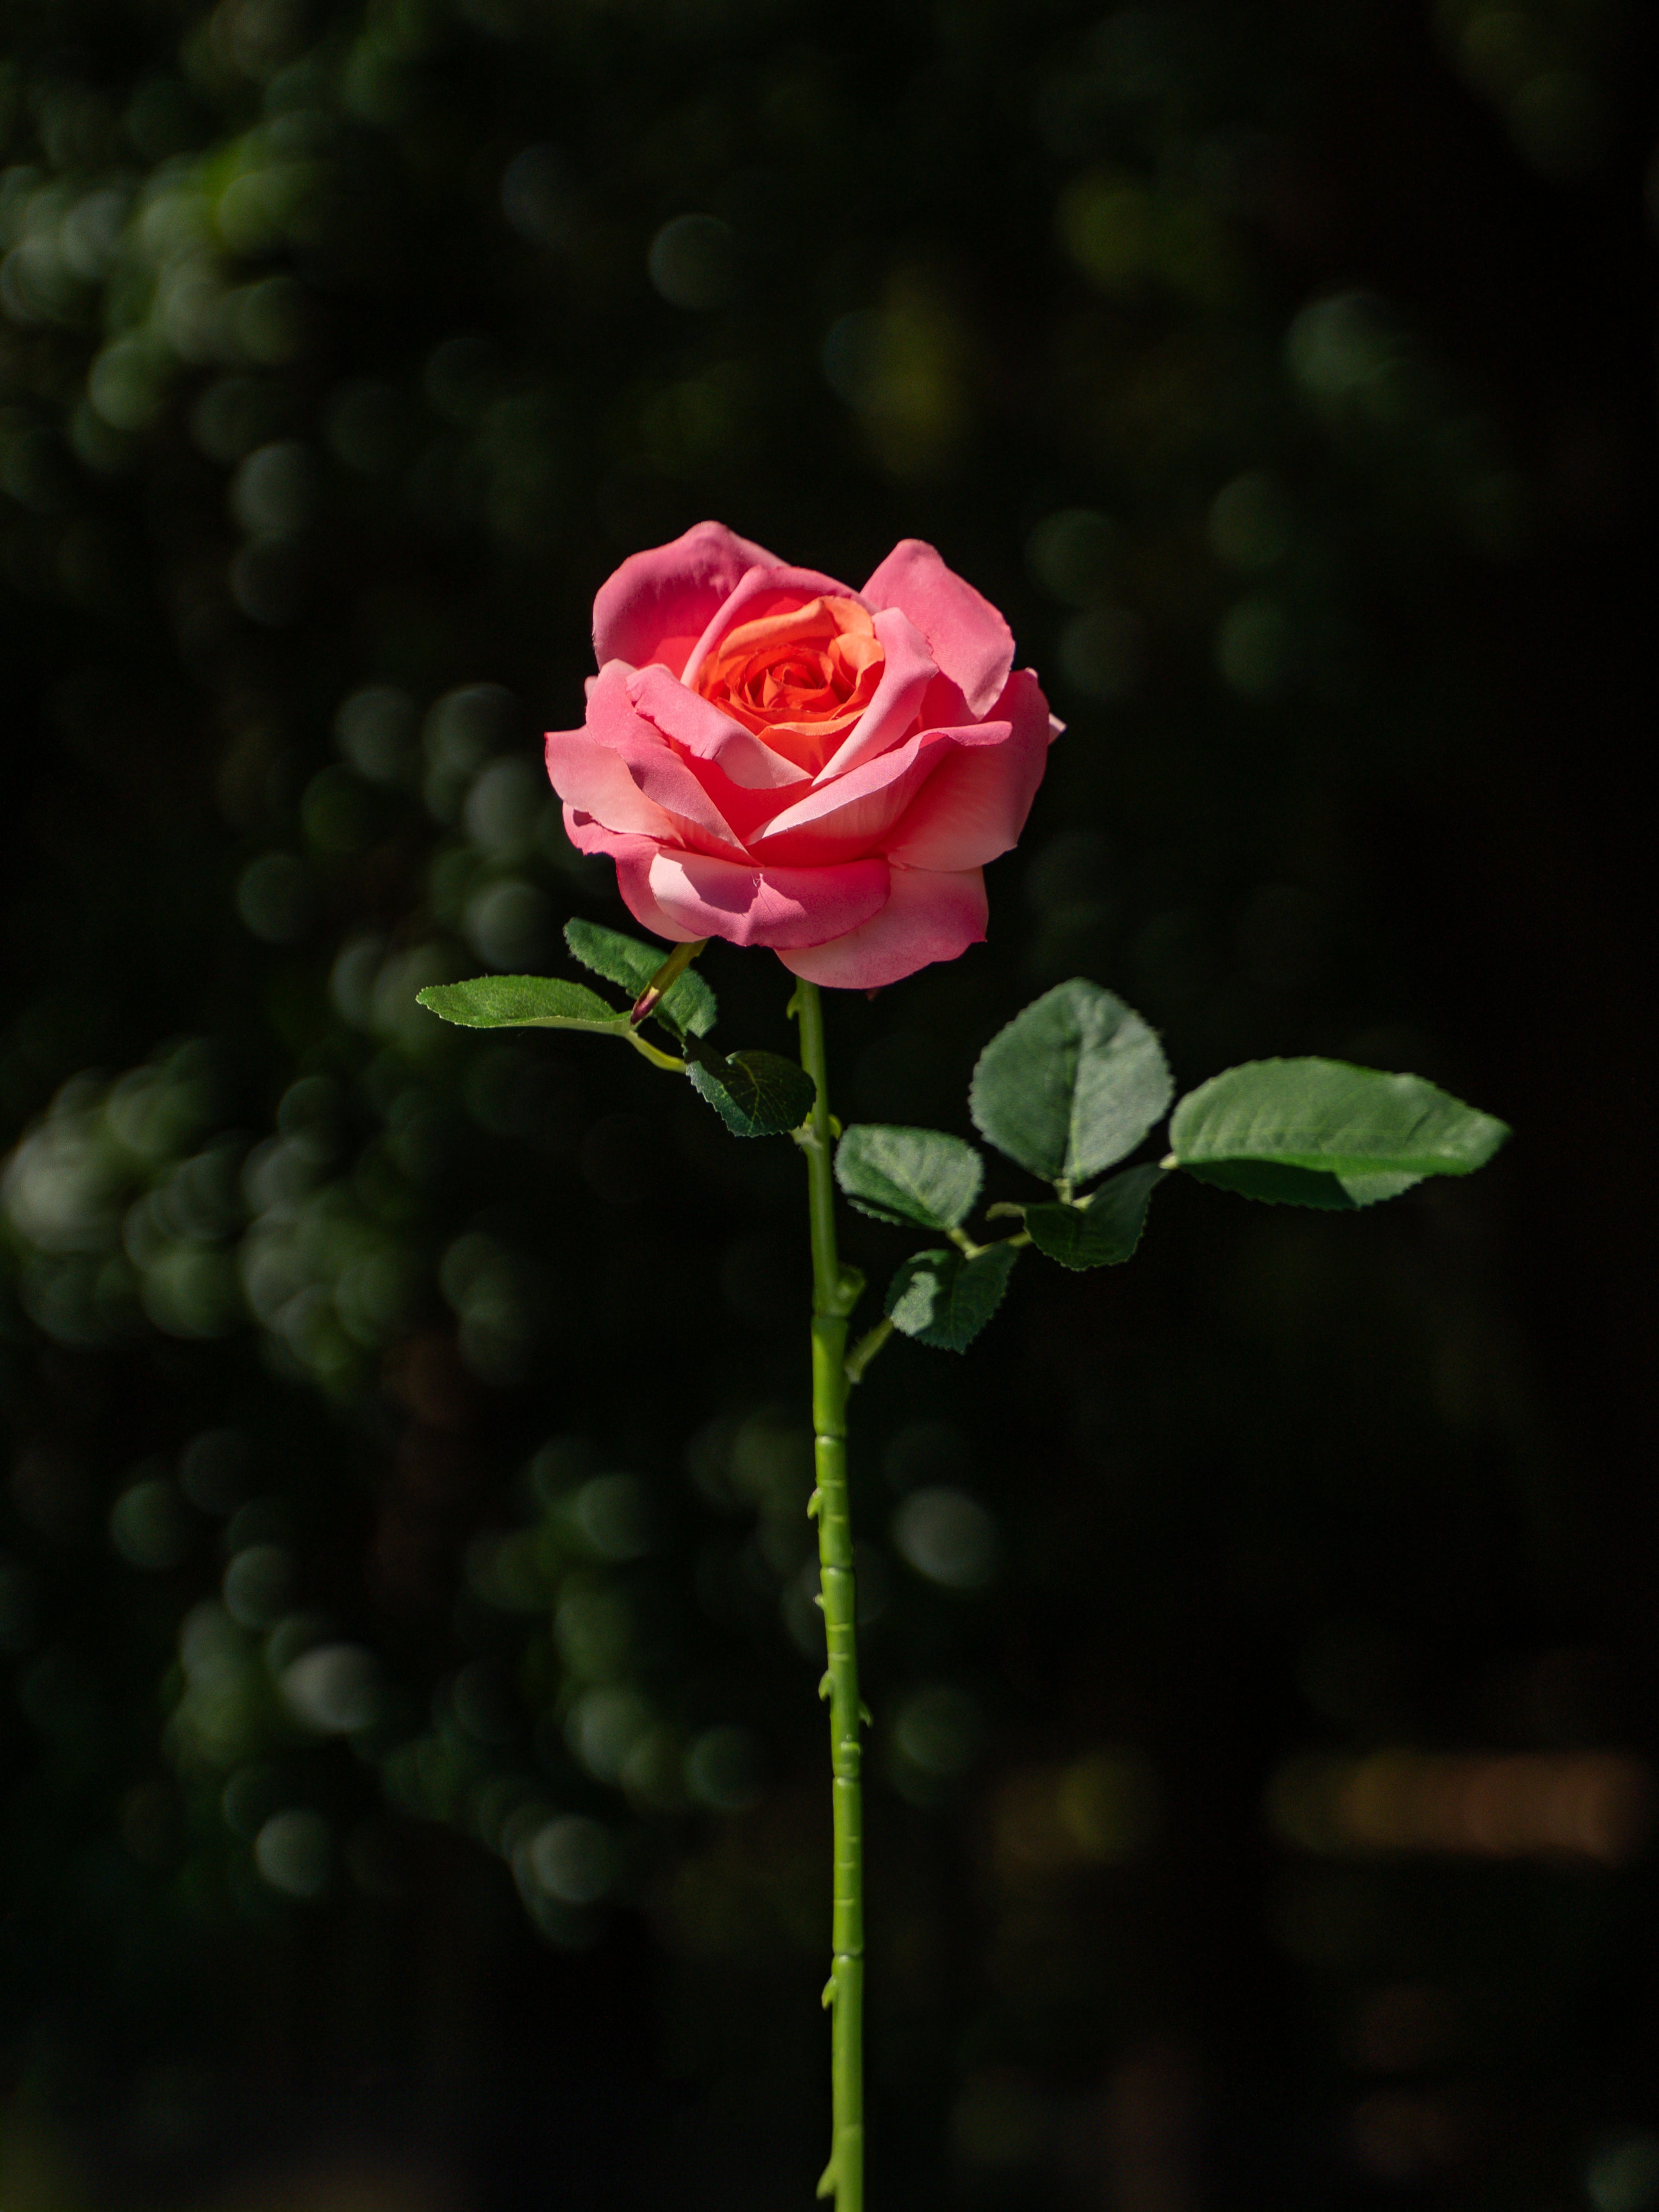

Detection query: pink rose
(545, 521), (1058, 990)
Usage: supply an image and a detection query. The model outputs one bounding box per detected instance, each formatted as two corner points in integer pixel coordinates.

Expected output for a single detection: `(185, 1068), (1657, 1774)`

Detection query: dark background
(3, 0), (1657, 2204)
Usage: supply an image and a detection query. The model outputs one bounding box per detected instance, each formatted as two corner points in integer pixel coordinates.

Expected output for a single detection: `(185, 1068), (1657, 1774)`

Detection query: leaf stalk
(844, 1317), (894, 1386)
(626, 1032), (686, 1071)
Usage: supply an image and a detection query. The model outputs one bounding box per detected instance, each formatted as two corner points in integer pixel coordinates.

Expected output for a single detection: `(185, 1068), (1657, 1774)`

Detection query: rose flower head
(545, 522), (1059, 989)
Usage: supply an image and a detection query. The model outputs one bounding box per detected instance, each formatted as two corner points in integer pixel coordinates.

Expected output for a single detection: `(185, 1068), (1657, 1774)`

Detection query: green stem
(796, 979), (864, 2212)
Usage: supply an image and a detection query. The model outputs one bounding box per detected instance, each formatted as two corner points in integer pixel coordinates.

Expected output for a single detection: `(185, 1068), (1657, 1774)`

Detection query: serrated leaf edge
(834, 1124), (983, 1235)
(883, 1243), (1018, 1354)
(968, 979), (1175, 1185)
(1168, 1057), (1509, 1179)
(415, 979), (627, 1032)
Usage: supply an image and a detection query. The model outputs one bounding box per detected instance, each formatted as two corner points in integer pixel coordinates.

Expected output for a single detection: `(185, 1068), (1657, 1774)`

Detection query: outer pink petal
(583, 663), (745, 854)
(861, 540), (1014, 719)
(562, 821), (708, 943)
(811, 607), (939, 782)
(592, 521), (779, 675)
(882, 670), (1053, 870)
(776, 865), (988, 989)
(678, 563), (861, 692)
(570, 818), (743, 946)
(751, 725), (965, 865)
(545, 720), (679, 840)
(623, 849), (890, 950)
(625, 663), (809, 793)
(562, 814), (653, 864)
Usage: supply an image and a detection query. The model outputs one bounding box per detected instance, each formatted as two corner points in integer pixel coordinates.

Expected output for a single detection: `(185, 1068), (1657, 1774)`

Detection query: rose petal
(592, 520), (780, 675)
(861, 539), (1014, 719)
(622, 666), (811, 850)
(562, 813), (646, 859)
(913, 669), (969, 730)
(580, 663), (747, 854)
(625, 848), (890, 949)
(545, 717), (679, 841)
(564, 823), (709, 943)
(751, 725), (962, 864)
(882, 671), (1052, 870)
(776, 865), (988, 989)
(811, 606), (939, 782)
(678, 563), (860, 693)
(625, 663), (810, 792)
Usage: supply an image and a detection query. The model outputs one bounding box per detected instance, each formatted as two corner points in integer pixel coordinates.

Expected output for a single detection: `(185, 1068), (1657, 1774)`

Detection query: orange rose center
(692, 595), (884, 771)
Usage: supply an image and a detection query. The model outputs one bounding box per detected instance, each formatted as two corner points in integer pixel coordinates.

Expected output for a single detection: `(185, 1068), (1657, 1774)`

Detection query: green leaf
(1168, 1059), (1508, 1201)
(688, 1049), (816, 1138)
(969, 979), (1173, 1186)
(564, 918), (717, 1037)
(1026, 1162), (1165, 1268)
(884, 1243), (1018, 1353)
(834, 1125), (983, 1232)
(1177, 1160), (1429, 1209)
(1180, 1160), (1357, 1208)
(1338, 1170), (1428, 1206)
(417, 975), (623, 1030)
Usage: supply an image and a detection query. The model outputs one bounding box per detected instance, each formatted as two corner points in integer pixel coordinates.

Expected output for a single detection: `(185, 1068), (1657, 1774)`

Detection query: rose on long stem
(415, 519), (1514, 2212)
(794, 979), (865, 2211)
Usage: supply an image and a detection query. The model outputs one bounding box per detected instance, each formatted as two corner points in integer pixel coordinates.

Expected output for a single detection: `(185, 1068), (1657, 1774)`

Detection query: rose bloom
(545, 521), (1059, 989)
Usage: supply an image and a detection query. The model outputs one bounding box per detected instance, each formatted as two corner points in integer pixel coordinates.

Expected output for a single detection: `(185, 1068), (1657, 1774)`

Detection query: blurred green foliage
(2, 0), (1656, 2203)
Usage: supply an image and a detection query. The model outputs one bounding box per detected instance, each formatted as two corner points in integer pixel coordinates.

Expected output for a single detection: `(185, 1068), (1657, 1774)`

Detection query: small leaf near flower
(687, 1048), (816, 1138)
(884, 1243), (1018, 1353)
(970, 979), (1172, 1187)
(1168, 1058), (1507, 1205)
(416, 976), (624, 1030)
(1025, 1162), (1165, 1268)
(834, 1125), (983, 1233)
(564, 918), (718, 1037)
